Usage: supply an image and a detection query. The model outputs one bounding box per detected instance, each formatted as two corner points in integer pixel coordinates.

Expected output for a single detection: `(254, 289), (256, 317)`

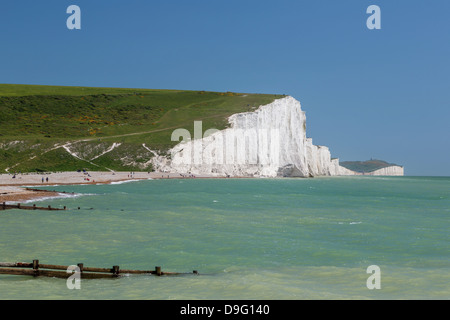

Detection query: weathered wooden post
(17, 203), (21, 209)
(112, 265), (120, 276)
(64, 206), (66, 210)
(155, 266), (161, 276)
(2, 202), (5, 210)
(33, 204), (36, 210)
(32, 259), (39, 277)
(77, 263), (84, 273)
(48, 205), (51, 210)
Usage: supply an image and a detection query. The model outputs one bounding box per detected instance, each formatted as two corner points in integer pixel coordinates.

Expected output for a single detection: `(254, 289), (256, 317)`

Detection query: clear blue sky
(1, 0), (449, 176)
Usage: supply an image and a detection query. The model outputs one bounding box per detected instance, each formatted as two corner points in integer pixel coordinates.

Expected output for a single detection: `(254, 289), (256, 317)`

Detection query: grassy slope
(0, 84), (283, 172)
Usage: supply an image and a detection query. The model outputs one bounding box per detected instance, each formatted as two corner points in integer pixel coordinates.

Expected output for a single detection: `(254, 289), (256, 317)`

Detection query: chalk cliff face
(338, 165), (360, 176)
(369, 166), (404, 176)
(361, 166), (404, 176)
(337, 165), (404, 176)
(160, 96), (344, 177)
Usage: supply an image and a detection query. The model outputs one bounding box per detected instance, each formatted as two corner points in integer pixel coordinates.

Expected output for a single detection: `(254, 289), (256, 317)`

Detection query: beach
(0, 171), (219, 203)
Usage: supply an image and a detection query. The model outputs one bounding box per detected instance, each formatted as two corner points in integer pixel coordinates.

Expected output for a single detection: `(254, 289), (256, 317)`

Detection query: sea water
(0, 176), (448, 299)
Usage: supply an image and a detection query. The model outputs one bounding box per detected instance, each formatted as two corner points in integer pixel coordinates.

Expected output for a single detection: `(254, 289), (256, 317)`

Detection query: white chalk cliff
(368, 166), (404, 176)
(156, 96), (402, 177)
(155, 96), (349, 177)
(338, 166), (404, 176)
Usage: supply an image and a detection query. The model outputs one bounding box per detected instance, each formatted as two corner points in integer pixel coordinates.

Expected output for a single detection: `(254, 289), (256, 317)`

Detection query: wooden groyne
(24, 187), (75, 196)
(0, 260), (199, 279)
(1, 202), (66, 211)
(0, 188), (79, 211)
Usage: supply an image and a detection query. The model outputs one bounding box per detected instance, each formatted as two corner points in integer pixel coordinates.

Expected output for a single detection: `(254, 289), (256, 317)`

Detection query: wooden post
(32, 259), (39, 277)
(155, 266), (161, 276)
(77, 263), (84, 273)
(2, 202), (5, 210)
(33, 204), (36, 210)
(64, 206), (66, 210)
(17, 203), (21, 209)
(48, 205), (51, 210)
(112, 265), (120, 276)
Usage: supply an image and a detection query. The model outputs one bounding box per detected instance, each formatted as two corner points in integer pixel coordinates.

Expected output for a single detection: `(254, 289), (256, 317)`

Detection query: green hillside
(339, 159), (402, 173)
(0, 84), (282, 173)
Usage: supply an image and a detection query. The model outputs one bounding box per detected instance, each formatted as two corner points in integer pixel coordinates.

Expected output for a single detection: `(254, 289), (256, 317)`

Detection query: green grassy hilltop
(0, 84), (282, 173)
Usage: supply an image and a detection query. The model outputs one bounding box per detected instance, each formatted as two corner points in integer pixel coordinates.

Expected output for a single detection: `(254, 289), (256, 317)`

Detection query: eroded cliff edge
(156, 96), (367, 177)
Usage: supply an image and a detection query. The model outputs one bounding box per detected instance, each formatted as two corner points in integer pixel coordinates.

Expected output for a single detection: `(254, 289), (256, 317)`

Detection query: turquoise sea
(0, 176), (448, 300)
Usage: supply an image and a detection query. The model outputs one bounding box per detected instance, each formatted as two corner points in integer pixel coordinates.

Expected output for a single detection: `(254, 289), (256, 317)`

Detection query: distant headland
(339, 159), (404, 176)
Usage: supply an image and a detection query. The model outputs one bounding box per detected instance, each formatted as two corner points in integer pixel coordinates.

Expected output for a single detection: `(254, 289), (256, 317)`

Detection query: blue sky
(1, 0), (449, 176)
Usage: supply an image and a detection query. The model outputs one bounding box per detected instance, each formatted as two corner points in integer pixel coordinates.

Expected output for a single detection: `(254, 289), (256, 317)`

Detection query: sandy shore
(0, 186), (61, 203)
(0, 171), (223, 203)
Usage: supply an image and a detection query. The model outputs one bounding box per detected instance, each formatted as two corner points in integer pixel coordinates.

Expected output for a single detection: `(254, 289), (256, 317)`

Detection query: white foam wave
(18, 192), (97, 205)
(109, 180), (137, 185)
(108, 178), (153, 185)
(338, 221), (363, 225)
